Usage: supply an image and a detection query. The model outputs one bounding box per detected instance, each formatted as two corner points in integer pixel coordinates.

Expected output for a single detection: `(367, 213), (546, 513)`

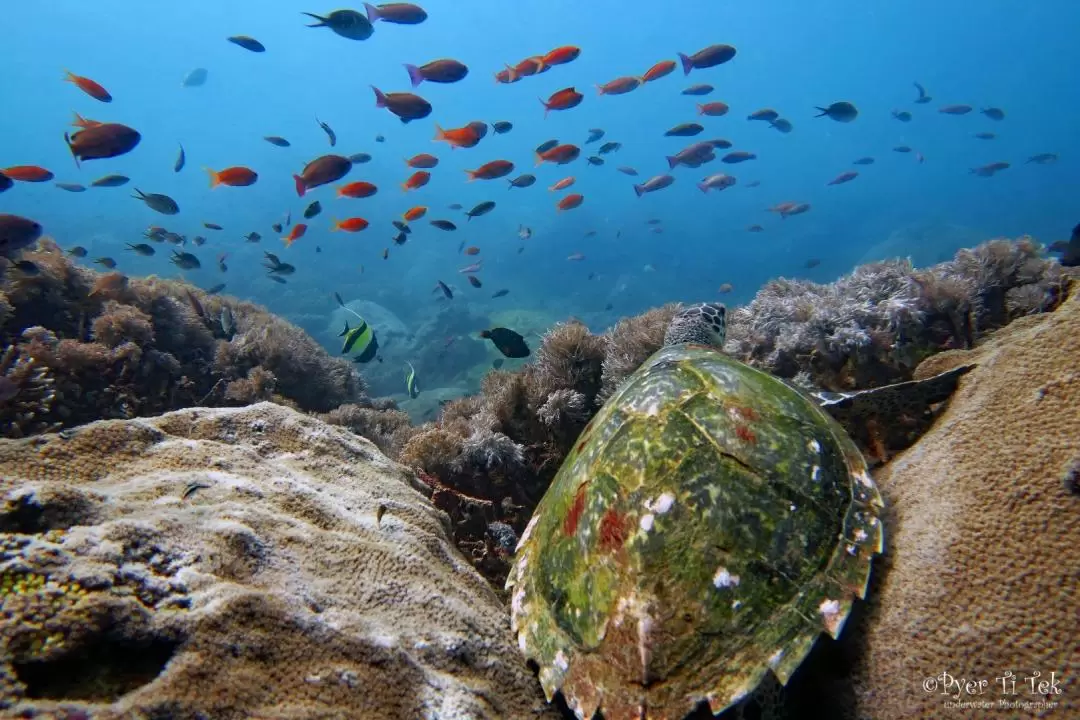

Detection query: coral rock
(854, 287), (1080, 717)
(0, 402), (556, 719)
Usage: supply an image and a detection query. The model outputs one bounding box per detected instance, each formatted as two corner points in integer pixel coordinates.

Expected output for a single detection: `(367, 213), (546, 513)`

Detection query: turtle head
(664, 303), (727, 348)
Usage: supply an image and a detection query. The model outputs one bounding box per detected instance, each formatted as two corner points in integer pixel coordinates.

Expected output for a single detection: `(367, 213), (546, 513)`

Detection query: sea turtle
(506, 302), (970, 720)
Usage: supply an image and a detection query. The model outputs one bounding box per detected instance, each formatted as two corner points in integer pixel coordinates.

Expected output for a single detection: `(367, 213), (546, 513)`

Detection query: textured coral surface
(854, 287), (1080, 719)
(0, 402), (555, 719)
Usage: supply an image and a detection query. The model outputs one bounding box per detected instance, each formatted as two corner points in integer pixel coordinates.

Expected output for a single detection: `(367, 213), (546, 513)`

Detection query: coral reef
(848, 283), (1080, 718)
(723, 237), (1069, 390)
(0, 402), (557, 719)
(0, 238), (366, 438)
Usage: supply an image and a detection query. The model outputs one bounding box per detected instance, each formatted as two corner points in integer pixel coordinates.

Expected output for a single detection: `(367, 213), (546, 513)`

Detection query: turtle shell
(506, 343), (884, 720)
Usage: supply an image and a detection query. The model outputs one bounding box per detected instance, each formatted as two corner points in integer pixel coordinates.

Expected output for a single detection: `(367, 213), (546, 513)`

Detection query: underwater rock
(0, 402), (556, 718)
(853, 286), (1080, 718)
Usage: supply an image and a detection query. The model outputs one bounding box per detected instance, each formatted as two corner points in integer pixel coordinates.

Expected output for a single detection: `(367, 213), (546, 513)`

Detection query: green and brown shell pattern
(507, 343), (884, 720)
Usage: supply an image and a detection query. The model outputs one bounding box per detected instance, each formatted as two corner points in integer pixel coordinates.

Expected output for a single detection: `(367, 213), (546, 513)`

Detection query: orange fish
(332, 217), (369, 232)
(543, 46), (581, 66)
(337, 181), (378, 198)
(64, 70), (112, 103)
(71, 111), (101, 129)
(434, 123), (481, 149)
(2, 166), (54, 182)
(596, 76), (642, 96)
(505, 57), (545, 81)
(698, 101), (730, 117)
(549, 176), (575, 191)
(494, 68), (520, 84)
(403, 206), (427, 221)
(466, 160), (514, 181)
(205, 166), (258, 188)
(540, 87), (583, 116)
(536, 144), (581, 166)
(642, 60), (677, 82)
(557, 193), (584, 211)
(463, 246), (480, 255)
(283, 223), (307, 246)
(403, 171), (430, 191)
(407, 153), (439, 168)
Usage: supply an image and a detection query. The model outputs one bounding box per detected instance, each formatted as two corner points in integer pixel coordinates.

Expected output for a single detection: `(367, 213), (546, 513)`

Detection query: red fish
(536, 144), (581, 166)
(337, 181), (378, 198)
(557, 193), (584, 211)
(2, 166), (54, 182)
(642, 60), (676, 82)
(64, 70), (112, 102)
(403, 171), (430, 191)
(463, 246), (480, 255)
(698, 102), (730, 117)
(434, 124), (480, 149)
(540, 87), (583, 116)
(543, 46), (581, 66)
(64, 123), (141, 166)
(596, 76), (641, 96)
(506, 57), (545, 81)
(466, 160), (514, 181)
(494, 68), (520, 84)
(403, 206), (427, 221)
(283, 224), (307, 246)
(332, 217), (369, 232)
(206, 166), (258, 188)
(407, 153), (439, 168)
(71, 111), (101, 129)
(549, 177), (575, 191)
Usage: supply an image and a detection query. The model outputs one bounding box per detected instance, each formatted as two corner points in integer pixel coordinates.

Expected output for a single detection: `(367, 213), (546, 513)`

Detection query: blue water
(2, 0), (1075, 396)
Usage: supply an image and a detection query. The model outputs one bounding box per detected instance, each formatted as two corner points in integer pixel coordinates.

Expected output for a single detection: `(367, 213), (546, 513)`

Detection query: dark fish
(466, 201), (495, 220)
(94, 257), (116, 269)
(192, 236), (206, 246)
(430, 220), (457, 231)
(91, 174), (129, 187)
(1026, 153), (1057, 164)
(586, 128), (605, 144)
(404, 58), (468, 86)
(969, 161), (1009, 178)
(55, 182), (86, 192)
(0, 172), (11, 193)
(892, 110), (912, 122)
(272, 223), (283, 233)
(227, 35), (265, 52)
(375, 134), (385, 143)
(535, 139), (559, 154)
(1046, 223), (1080, 267)
(913, 82), (932, 104)
(302, 9), (373, 40)
(349, 152), (372, 163)
(467, 275), (482, 288)
(677, 44), (736, 74)
(769, 118), (793, 133)
(939, 104), (972, 115)
(666, 141), (714, 168)
(747, 108), (779, 122)
(265, 135), (291, 147)
(132, 189), (179, 215)
(0, 214), (43, 256)
(853, 157), (875, 165)
(617, 166), (638, 176)
(436, 280), (453, 299)
(479, 327), (530, 358)
(722, 151), (756, 163)
(508, 174), (535, 189)
(814, 101), (858, 122)
(11, 260), (39, 275)
(371, 86), (431, 123)
(805, 258), (821, 268)
(706, 138), (733, 149)
(269, 275), (287, 284)
(206, 283), (226, 295)
(448, 203), (463, 210)
(365, 2), (428, 24)
(64, 123), (141, 166)
(598, 142), (621, 154)
(243, 232), (261, 243)
(393, 231), (408, 245)
(893, 145), (912, 153)
(981, 107), (1005, 121)
(204, 222), (224, 230)
(67, 246), (88, 257)
(174, 143), (185, 172)
(304, 201), (322, 219)
(171, 250), (201, 270)
(294, 154), (352, 196)
(587, 156), (604, 166)
(973, 132), (996, 140)
(182, 68), (208, 88)
(392, 220), (411, 234)
(316, 116), (337, 146)
(491, 289), (509, 298)
(633, 174), (675, 197)
(125, 242), (156, 256)
(665, 123), (703, 137)
(492, 121), (513, 134)
(828, 170), (859, 186)
(681, 84), (713, 96)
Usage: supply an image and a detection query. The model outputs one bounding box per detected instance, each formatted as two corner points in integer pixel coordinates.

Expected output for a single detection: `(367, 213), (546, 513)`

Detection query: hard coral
(0, 343), (57, 438)
(0, 238), (366, 437)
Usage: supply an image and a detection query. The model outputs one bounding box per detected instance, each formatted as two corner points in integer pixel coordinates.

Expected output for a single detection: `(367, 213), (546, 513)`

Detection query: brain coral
(852, 284), (1080, 718)
(0, 402), (556, 719)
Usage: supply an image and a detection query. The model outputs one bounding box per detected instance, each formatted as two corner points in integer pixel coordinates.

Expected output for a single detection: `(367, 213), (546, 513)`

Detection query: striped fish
(404, 361), (420, 398)
(339, 320), (378, 363)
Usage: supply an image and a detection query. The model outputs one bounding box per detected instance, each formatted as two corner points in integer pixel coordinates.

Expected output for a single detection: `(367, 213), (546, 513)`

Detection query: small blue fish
(404, 361), (420, 398)
(227, 35), (266, 52)
(174, 144), (185, 173)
